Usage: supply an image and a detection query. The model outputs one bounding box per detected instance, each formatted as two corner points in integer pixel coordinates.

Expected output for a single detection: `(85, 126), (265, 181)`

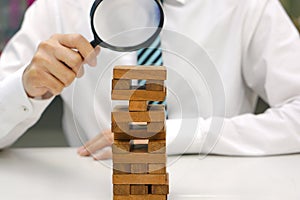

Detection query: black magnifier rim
(90, 0), (164, 52)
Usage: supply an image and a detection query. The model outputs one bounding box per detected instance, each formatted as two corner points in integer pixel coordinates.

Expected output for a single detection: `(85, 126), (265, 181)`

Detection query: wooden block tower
(111, 66), (169, 200)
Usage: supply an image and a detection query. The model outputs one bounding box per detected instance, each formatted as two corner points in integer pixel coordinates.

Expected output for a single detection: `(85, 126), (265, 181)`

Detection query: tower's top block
(113, 66), (167, 80)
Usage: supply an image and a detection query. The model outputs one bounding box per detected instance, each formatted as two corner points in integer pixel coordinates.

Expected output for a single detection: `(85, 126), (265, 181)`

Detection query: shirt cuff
(166, 117), (209, 155)
(0, 67), (53, 138)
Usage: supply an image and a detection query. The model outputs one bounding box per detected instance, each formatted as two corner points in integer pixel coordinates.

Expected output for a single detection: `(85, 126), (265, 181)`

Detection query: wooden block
(129, 100), (147, 112)
(113, 153), (166, 164)
(113, 184), (130, 195)
(112, 105), (165, 123)
(130, 185), (148, 195)
(112, 89), (166, 101)
(148, 164), (166, 174)
(112, 122), (165, 135)
(113, 66), (166, 80)
(131, 164), (148, 174)
(112, 79), (131, 90)
(113, 195), (167, 200)
(112, 140), (131, 154)
(148, 140), (166, 154)
(114, 131), (166, 140)
(131, 139), (148, 145)
(146, 80), (164, 91)
(113, 163), (131, 174)
(113, 174), (169, 185)
(151, 185), (169, 195)
(148, 122), (165, 133)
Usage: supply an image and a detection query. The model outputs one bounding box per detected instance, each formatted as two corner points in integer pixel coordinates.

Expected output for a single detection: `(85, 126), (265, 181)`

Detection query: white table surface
(1, 148), (300, 200)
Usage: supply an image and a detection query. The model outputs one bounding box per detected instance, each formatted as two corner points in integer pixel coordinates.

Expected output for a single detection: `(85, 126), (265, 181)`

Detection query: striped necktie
(137, 36), (167, 114)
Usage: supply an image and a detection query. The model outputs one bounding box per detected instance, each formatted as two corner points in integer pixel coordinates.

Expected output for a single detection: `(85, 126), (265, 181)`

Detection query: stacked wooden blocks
(111, 66), (169, 200)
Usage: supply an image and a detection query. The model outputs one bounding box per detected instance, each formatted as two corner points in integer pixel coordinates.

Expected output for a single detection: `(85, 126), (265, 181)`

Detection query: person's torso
(50, 0), (267, 144)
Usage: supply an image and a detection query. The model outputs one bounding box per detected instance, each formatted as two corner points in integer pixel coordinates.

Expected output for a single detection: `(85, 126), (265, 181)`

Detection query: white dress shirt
(1, 0), (300, 156)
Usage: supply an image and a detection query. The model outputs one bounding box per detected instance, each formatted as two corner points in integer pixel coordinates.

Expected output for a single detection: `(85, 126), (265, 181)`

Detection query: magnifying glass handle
(90, 40), (99, 48)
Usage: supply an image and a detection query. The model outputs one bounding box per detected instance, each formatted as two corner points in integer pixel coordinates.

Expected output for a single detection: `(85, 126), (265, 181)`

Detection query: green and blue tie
(137, 36), (167, 116)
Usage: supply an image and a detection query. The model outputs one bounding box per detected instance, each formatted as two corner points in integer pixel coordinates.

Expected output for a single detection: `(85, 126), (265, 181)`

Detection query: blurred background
(0, 0), (299, 148)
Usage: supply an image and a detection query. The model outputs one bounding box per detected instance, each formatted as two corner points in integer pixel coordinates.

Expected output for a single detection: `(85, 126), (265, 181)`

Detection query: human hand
(77, 130), (114, 160)
(23, 34), (100, 98)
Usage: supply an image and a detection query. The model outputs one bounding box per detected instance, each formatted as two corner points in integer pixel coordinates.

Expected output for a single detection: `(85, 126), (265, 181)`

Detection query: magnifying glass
(90, 0), (164, 52)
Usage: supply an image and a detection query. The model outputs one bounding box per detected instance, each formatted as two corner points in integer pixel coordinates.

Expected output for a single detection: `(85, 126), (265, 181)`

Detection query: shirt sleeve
(0, 0), (59, 148)
(166, 0), (300, 156)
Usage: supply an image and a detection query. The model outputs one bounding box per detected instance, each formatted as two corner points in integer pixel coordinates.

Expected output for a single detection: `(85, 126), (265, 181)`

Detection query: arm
(0, 0), (99, 149)
(217, 0), (300, 155)
(169, 0), (300, 156)
(78, 0), (300, 158)
(0, 1), (56, 148)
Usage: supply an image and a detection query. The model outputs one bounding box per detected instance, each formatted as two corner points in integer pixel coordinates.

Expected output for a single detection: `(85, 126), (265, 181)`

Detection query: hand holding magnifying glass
(90, 0), (164, 52)
(23, 0), (163, 99)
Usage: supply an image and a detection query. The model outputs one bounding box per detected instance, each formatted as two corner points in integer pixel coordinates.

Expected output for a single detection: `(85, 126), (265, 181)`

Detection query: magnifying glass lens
(91, 0), (164, 51)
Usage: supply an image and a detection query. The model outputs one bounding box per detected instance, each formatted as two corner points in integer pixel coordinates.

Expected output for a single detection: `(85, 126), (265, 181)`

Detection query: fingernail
(78, 148), (88, 156)
(95, 46), (101, 56)
(91, 58), (97, 66)
(85, 51), (97, 67)
(77, 65), (84, 78)
(77, 146), (84, 154)
(88, 47), (100, 66)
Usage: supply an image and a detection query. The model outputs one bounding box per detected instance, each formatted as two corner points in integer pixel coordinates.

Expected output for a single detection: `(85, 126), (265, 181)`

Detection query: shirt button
(22, 105), (29, 112)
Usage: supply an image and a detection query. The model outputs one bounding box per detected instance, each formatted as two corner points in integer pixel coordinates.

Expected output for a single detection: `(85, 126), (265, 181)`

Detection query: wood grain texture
(113, 184), (130, 195)
(148, 140), (166, 154)
(113, 66), (166, 80)
(113, 163), (131, 174)
(147, 122), (166, 133)
(112, 105), (165, 123)
(148, 164), (166, 174)
(113, 153), (166, 164)
(112, 79), (131, 90)
(112, 89), (166, 101)
(129, 100), (148, 112)
(131, 164), (148, 174)
(146, 80), (164, 91)
(130, 185), (148, 195)
(113, 174), (169, 184)
(151, 185), (169, 195)
(112, 140), (131, 154)
(113, 195), (167, 200)
(111, 65), (168, 200)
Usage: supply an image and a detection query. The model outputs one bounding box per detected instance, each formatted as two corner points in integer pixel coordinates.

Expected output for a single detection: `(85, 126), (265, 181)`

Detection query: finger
(56, 34), (98, 66)
(81, 133), (103, 148)
(77, 64), (85, 78)
(77, 130), (113, 156)
(41, 71), (65, 96)
(93, 147), (112, 160)
(83, 45), (100, 67)
(85, 130), (113, 148)
(83, 136), (113, 156)
(42, 91), (54, 99)
(45, 58), (77, 87)
(54, 45), (84, 75)
(23, 63), (53, 98)
(78, 131), (113, 156)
